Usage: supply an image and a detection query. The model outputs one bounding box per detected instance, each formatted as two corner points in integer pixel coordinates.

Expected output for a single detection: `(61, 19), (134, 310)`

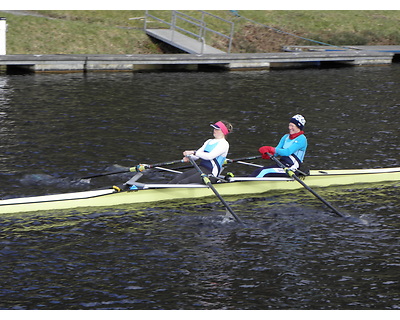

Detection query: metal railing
(144, 10), (234, 53)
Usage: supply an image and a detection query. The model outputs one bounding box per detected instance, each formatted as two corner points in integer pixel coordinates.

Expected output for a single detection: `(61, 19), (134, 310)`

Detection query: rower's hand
(183, 150), (195, 157)
(136, 164), (147, 172)
(259, 146), (276, 159)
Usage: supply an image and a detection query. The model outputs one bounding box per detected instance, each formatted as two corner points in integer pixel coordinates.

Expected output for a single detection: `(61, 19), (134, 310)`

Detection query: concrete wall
(0, 18), (6, 55)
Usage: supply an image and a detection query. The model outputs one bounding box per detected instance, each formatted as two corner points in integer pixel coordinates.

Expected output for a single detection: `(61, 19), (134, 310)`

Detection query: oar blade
(188, 156), (245, 225)
(266, 152), (354, 221)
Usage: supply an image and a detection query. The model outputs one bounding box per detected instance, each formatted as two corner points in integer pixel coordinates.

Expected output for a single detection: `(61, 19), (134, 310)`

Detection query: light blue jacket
(275, 133), (307, 162)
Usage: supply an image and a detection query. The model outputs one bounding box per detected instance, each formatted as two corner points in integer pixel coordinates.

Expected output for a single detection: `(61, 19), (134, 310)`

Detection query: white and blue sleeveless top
(193, 138), (229, 176)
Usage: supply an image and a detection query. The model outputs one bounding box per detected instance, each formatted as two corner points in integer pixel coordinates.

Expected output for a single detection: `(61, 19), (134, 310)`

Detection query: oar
(165, 155), (263, 173)
(225, 155), (262, 164)
(169, 155), (263, 172)
(266, 152), (349, 218)
(187, 156), (244, 225)
(234, 160), (263, 168)
(80, 159), (184, 179)
(232, 159), (310, 176)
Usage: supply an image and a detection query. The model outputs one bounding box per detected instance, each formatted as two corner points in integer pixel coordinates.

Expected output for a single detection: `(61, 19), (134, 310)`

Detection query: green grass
(2, 10), (400, 54)
(3, 10), (158, 54)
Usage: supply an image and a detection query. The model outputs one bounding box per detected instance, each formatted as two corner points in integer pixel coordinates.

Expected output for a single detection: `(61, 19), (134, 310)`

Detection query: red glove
(259, 146), (276, 159)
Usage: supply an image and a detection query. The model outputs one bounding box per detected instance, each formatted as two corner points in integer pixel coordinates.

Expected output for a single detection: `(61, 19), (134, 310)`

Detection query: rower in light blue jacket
(251, 114), (308, 177)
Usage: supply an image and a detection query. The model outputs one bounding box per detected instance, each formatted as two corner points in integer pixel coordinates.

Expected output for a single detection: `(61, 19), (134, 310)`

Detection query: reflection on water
(0, 66), (399, 309)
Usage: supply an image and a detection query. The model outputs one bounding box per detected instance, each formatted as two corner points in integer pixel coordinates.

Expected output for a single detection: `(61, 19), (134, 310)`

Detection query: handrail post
(171, 10), (176, 41)
(200, 21), (206, 52)
(228, 22), (234, 53)
(144, 10), (148, 30)
(200, 11), (205, 39)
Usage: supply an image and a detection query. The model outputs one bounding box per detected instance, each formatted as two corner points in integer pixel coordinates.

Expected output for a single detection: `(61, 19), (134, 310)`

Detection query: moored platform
(0, 49), (397, 73)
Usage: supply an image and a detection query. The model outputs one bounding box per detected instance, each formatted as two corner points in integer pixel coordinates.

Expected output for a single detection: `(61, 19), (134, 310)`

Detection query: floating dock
(0, 49), (397, 73)
(1, 10), (400, 73)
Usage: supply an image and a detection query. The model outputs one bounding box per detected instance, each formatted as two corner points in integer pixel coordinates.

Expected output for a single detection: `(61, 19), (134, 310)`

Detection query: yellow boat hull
(0, 167), (399, 214)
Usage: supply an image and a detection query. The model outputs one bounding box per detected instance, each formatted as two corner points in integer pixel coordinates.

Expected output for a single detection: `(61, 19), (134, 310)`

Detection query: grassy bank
(1, 10), (400, 54)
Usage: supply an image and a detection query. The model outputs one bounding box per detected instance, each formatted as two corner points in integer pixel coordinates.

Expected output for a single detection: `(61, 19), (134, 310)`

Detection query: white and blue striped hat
(290, 114), (306, 130)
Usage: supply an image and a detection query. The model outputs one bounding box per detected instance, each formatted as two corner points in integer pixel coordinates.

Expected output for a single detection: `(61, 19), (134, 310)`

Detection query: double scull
(0, 167), (399, 214)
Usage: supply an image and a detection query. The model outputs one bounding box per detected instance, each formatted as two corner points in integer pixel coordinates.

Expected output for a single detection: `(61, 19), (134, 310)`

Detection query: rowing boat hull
(0, 167), (399, 214)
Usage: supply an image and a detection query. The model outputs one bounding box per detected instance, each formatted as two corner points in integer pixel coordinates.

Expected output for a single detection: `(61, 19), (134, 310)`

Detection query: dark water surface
(0, 65), (399, 310)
